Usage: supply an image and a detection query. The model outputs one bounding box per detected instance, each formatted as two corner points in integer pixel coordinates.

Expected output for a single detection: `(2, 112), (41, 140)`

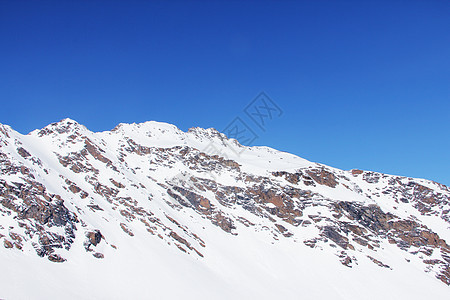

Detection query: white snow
(0, 118), (448, 299)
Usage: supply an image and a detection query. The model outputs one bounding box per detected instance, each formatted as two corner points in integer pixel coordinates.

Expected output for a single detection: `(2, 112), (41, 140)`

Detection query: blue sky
(1, 0), (449, 185)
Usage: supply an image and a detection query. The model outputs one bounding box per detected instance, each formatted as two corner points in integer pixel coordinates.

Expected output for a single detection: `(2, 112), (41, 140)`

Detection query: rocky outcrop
(0, 179), (77, 260)
(85, 230), (103, 249)
(332, 200), (450, 284)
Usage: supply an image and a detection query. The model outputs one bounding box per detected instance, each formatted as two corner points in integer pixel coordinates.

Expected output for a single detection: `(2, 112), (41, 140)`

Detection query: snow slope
(0, 118), (449, 299)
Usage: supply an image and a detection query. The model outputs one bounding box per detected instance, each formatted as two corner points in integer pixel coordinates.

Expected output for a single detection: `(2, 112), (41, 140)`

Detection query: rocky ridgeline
(0, 119), (449, 285)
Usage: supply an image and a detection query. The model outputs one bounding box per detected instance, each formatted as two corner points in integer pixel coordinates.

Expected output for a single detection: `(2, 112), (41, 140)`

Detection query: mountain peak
(32, 118), (88, 137)
(112, 120), (182, 135)
(187, 126), (227, 140)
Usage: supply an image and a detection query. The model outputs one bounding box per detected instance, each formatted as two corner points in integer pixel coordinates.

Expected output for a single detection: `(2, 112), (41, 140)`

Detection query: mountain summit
(1, 119), (449, 299)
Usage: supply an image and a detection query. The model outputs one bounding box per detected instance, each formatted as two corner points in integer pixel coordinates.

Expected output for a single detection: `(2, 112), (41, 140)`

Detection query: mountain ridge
(0, 118), (449, 299)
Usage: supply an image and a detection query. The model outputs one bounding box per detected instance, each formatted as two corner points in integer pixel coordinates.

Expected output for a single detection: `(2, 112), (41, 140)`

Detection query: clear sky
(1, 0), (449, 185)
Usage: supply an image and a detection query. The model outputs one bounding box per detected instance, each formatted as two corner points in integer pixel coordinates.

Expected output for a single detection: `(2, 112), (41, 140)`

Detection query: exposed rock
(48, 254), (66, 263)
(351, 169), (364, 176)
(322, 226), (350, 249)
(120, 223), (134, 237)
(4, 239), (13, 249)
(69, 184), (81, 193)
(87, 204), (103, 211)
(110, 178), (125, 189)
(93, 252), (104, 259)
(17, 147), (31, 158)
(85, 230), (103, 250)
(368, 256), (391, 269)
(306, 168), (338, 188)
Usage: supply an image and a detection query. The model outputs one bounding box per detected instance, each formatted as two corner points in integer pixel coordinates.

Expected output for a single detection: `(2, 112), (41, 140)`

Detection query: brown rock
(48, 254), (66, 263)
(110, 178), (125, 189)
(351, 169), (364, 175)
(87, 230), (102, 246)
(4, 240), (13, 249)
(17, 147), (31, 158)
(306, 168), (338, 188)
(93, 252), (104, 259)
(69, 185), (81, 193)
(120, 223), (134, 236)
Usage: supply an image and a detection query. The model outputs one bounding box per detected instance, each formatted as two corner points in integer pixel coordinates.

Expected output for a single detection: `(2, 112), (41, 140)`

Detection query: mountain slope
(0, 118), (449, 299)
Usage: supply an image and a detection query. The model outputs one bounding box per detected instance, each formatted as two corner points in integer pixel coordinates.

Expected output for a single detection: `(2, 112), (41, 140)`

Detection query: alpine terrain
(0, 118), (449, 299)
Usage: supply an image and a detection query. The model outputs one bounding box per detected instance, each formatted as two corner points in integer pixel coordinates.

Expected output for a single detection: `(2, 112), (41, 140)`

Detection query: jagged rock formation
(0, 118), (449, 299)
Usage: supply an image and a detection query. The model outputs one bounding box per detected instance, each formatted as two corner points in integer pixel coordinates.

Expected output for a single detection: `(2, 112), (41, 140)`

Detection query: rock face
(0, 118), (450, 289)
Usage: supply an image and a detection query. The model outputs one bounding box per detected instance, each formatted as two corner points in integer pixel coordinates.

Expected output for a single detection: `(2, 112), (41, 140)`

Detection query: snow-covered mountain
(1, 118), (449, 299)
